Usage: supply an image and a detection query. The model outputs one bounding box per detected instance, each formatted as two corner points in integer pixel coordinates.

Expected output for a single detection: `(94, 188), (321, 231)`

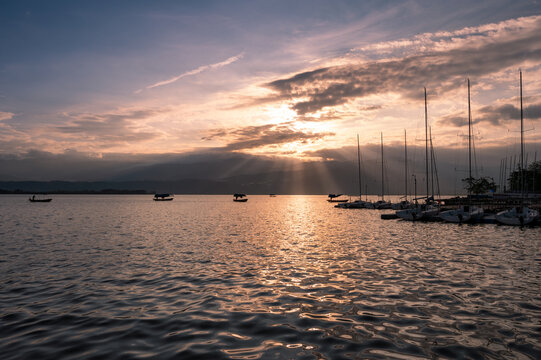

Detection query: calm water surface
(1, 195), (540, 359)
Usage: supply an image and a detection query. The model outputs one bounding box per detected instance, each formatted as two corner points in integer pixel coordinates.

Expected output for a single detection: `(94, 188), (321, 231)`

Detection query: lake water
(1, 195), (540, 359)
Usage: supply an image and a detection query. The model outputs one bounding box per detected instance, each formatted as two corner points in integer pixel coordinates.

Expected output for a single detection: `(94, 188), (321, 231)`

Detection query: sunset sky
(1, 0), (541, 182)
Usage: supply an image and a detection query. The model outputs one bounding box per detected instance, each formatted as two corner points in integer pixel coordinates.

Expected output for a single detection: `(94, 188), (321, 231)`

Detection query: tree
(507, 160), (541, 193)
(462, 176), (497, 195)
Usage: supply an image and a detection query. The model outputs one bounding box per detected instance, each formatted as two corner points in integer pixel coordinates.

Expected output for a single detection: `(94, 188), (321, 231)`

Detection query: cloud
(137, 52), (244, 93)
(354, 16), (541, 57)
(0, 111), (15, 121)
(438, 99), (541, 127)
(252, 15), (541, 115)
(55, 109), (162, 146)
(203, 123), (334, 151)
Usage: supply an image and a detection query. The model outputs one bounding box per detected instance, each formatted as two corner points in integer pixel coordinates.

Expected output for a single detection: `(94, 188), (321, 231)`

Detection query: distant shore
(0, 189), (151, 195)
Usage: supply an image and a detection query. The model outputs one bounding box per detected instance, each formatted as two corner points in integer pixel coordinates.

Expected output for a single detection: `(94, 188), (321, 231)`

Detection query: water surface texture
(1, 195), (540, 359)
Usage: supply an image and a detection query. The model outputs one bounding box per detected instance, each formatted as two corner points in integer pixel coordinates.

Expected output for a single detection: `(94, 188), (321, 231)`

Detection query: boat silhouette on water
(29, 195), (52, 202)
(233, 194), (248, 202)
(153, 193), (174, 201)
(327, 194), (348, 203)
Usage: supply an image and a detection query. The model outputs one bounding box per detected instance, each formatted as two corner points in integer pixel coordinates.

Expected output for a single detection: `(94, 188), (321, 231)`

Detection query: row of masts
(357, 88), (439, 204)
(356, 72), (533, 201)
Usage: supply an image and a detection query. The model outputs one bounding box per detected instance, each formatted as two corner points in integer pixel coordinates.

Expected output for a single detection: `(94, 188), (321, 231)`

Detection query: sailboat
(374, 133), (392, 209)
(392, 129), (413, 210)
(336, 135), (368, 208)
(496, 71), (539, 225)
(396, 88), (439, 221)
(440, 79), (484, 223)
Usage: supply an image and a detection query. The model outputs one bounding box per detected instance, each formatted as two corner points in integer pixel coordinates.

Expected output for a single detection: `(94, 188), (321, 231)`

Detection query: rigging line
(430, 128), (441, 199)
(472, 130), (479, 178)
(453, 132), (460, 196)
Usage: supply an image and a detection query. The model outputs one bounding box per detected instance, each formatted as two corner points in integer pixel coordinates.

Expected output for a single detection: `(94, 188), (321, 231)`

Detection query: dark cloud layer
(3, 141), (540, 194)
(260, 18), (541, 115)
(439, 101), (541, 126)
(203, 123), (334, 151)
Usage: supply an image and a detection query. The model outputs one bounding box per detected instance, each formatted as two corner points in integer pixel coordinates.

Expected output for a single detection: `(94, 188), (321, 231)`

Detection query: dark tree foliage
(507, 160), (541, 193)
(462, 176), (497, 194)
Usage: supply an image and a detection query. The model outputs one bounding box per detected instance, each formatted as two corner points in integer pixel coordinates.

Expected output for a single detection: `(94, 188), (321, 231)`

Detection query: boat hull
(396, 205), (439, 221)
(29, 198), (52, 202)
(440, 207), (483, 223)
(233, 199), (248, 202)
(396, 208), (424, 221)
(496, 207), (538, 226)
(336, 201), (366, 209)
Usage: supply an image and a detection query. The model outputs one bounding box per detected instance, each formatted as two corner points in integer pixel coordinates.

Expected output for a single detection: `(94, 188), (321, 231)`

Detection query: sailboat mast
(468, 78), (472, 195)
(520, 70), (524, 201)
(357, 134), (362, 200)
(381, 132), (384, 201)
(404, 129), (408, 200)
(424, 87), (429, 200)
(430, 126), (434, 199)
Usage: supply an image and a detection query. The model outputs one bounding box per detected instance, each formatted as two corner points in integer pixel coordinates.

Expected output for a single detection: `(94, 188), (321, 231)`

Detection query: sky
(1, 0), (541, 184)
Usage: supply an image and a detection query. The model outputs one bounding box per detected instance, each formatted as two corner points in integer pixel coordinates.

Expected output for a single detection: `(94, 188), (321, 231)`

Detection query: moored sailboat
(336, 135), (369, 208)
(396, 88), (439, 221)
(392, 129), (413, 210)
(374, 133), (392, 209)
(440, 79), (484, 223)
(496, 71), (538, 225)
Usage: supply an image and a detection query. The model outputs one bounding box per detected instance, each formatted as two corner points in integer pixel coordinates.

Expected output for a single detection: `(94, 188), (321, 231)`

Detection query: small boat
(234, 193), (248, 202)
(153, 193), (174, 201)
(29, 195), (52, 202)
(269, 194), (277, 197)
(327, 194), (348, 203)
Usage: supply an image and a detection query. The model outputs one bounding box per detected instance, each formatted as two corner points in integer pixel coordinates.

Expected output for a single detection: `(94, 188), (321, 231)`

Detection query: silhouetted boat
(29, 195), (52, 202)
(153, 193), (174, 201)
(327, 194), (348, 203)
(234, 193), (248, 202)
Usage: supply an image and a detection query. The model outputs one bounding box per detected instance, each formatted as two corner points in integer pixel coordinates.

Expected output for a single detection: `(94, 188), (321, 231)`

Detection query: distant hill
(0, 149), (481, 195)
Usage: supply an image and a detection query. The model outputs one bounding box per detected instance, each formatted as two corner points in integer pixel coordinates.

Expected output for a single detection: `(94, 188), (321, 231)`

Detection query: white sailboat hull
(396, 207), (424, 221)
(396, 205), (439, 221)
(440, 206), (484, 223)
(496, 207), (538, 226)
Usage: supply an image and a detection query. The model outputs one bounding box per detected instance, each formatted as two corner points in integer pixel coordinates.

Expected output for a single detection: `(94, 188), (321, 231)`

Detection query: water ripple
(1, 195), (540, 359)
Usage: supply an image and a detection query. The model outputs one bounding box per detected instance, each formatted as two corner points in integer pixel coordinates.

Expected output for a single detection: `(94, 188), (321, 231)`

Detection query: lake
(1, 195), (540, 359)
